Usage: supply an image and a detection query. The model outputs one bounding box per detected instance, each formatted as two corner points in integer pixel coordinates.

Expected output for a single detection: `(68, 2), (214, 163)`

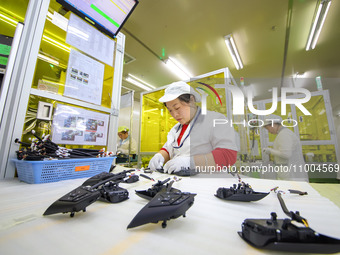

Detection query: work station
(1, 0), (340, 254)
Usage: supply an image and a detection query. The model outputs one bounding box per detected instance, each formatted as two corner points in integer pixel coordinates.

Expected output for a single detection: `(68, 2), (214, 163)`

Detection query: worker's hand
(163, 156), (191, 174)
(148, 153), (165, 171)
(262, 148), (273, 155)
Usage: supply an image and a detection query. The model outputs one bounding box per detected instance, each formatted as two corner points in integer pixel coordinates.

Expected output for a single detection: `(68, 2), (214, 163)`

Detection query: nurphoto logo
(195, 83), (311, 116)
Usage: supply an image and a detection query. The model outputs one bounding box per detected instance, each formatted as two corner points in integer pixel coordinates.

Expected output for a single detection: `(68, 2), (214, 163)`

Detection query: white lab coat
(271, 127), (309, 182)
(162, 108), (238, 160)
(117, 136), (137, 154)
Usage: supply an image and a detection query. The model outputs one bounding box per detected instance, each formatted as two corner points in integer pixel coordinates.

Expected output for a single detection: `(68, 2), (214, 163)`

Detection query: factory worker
(262, 115), (309, 182)
(148, 81), (238, 174)
(117, 126), (137, 155)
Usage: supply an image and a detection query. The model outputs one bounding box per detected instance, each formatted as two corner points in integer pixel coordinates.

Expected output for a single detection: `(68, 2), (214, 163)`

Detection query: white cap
(263, 114), (282, 126)
(159, 81), (201, 103)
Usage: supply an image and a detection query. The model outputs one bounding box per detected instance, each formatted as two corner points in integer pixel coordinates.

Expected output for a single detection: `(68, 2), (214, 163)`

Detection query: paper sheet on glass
(52, 104), (109, 146)
(66, 13), (115, 66)
(64, 49), (104, 105)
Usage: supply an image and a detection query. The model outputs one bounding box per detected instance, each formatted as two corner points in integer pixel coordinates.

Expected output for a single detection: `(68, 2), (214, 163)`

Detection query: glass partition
(296, 95), (331, 141)
(31, 0), (115, 108)
(21, 0), (117, 151)
(302, 144), (336, 163)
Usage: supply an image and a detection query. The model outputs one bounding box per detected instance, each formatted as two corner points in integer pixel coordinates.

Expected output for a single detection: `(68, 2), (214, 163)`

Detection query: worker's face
(264, 124), (279, 134)
(166, 98), (195, 125)
(118, 132), (128, 140)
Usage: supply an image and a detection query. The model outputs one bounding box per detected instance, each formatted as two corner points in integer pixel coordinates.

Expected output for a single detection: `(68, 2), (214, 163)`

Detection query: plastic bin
(13, 157), (115, 184)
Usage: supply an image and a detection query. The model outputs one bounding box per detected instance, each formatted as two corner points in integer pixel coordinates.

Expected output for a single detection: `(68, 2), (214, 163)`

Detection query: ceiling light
(306, 0), (331, 51)
(128, 74), (155, 89)
(164, 57), (192, 80)
(125, 77), (151, 91)
(224, 34), (243, 70)
(295, 72), (305, 78)
(125, 74), (154, 91)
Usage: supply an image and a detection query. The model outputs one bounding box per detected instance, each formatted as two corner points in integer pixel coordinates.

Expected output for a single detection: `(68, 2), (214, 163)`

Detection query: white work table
(1, 167), (340, 255)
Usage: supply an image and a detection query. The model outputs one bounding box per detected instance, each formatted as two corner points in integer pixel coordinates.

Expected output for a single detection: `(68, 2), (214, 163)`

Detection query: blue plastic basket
(13, 157), (115, 184)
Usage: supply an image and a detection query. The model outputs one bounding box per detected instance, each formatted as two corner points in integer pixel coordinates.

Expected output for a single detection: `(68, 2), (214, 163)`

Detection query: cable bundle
(15, 131), (110, 160)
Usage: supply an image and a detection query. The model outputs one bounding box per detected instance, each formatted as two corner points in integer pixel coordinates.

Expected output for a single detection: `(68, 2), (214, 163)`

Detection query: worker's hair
(164, 93), (194, 106)
(178, 94), (192, 103)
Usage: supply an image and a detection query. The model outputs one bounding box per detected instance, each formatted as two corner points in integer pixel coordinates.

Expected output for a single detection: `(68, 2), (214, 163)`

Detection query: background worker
(148, 81), (238, 174)
(117, 126), (137, 155)
(262, 115), (309, 182)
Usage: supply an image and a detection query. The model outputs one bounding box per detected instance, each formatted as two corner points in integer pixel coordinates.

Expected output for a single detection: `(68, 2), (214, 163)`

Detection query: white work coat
(271, 127), (309, 182)
(162, 108), (238, 160)
(117, 136), (137, 154)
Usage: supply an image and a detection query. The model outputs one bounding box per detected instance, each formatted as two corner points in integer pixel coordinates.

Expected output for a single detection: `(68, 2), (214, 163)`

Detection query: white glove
(163, 156), (191, 174)
(148, 153), (165, 170)
(263, 148), (273, 155)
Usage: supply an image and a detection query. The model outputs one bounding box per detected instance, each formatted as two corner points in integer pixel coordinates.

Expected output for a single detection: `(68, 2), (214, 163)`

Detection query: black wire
(277, 192), (290, 217)
(277, 192), (308, 226)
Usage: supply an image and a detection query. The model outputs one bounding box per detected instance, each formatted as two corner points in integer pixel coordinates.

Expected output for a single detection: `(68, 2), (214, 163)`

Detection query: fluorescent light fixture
(0, 11), (70, 53)
(0, 12), (18, 27)
(224, 34), (243, 70)
(306, 0), (331, 51)
(0, 10), (71, 60)
(42, 35), (71, 52)
(37, 53), (59, 66)
(164, 57), (192, 80)
(128, 74), (155, 89)
(125, 74), (155, 91)
(125, 77), (151, 91)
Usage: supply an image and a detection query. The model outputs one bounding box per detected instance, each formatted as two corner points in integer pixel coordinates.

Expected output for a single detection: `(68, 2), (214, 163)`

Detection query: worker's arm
(193, 148), (238, 170)
(159, 148), (170, 163)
